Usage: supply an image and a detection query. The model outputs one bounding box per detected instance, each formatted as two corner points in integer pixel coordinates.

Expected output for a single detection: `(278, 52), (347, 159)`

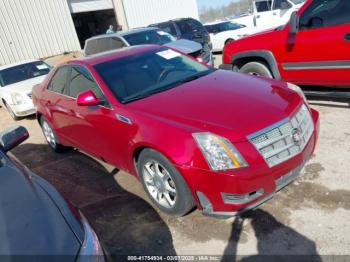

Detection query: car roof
(86, 27), (159, 42)
(0, 59), (41, 71)
(117, 27), (159, 37)
(69, 45), (164, 66)
(204, 21), (231, 26)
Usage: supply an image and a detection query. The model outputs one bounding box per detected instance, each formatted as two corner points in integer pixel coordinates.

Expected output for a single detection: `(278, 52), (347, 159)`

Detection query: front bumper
(179, 108), (319, 218)
(11, 101), (35, 117)
(219, 63), (233, 71)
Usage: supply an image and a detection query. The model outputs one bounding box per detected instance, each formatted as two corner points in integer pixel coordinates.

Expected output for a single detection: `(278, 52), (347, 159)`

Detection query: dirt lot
(1, 53), (350, 259)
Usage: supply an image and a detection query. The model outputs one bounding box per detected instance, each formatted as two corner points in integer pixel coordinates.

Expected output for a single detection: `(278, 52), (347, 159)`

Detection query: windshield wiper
(177, 70), (213, 85)
(122, 70), (214, 104)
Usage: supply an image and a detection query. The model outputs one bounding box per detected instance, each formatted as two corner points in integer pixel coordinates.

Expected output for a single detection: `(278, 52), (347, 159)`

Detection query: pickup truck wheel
(138, 149), (195, 217)
(40, 117), (72, 153)
(239, 62), (273, 78)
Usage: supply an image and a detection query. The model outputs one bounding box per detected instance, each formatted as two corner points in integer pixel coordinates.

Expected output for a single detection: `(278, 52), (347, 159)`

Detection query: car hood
(0, 152), (81, 257)
(126, 70), (302, 141)
(164, 39), (202, 54)
(1, 75), (47, 95)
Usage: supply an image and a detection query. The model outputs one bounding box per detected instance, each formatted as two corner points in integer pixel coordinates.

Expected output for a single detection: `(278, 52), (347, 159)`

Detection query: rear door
(280, 0), (350, 86)
(44, 66), (72, 139)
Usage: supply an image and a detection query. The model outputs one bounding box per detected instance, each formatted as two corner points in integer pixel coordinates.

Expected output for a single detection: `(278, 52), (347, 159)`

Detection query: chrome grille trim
(248, 104), (314, 167)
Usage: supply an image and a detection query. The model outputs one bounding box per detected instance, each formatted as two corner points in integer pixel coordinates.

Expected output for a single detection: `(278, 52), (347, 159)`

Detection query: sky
(197, 0), (236, 10)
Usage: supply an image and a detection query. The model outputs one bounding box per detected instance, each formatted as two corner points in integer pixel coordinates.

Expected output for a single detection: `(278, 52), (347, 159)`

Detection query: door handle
(344, 34), (350, 41)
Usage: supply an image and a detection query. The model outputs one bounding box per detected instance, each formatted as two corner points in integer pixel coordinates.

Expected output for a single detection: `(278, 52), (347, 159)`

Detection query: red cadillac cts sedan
(32, 45), (319, 217)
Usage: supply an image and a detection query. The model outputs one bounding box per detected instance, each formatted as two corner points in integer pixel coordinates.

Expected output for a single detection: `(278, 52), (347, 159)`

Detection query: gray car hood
(164, 39), (202, 55)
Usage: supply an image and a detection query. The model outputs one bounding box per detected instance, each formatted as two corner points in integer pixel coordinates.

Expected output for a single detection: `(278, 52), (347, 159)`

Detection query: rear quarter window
(47, 67), (69, 94)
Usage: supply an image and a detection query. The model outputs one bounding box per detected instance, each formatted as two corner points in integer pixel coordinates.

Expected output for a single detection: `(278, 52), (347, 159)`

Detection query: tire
(239, 61), (273, 78)
(225, 38), (234, 46)
(137, 149), (195, 217)
(40, 117), (71, 153)
(4, 102), (19, 121)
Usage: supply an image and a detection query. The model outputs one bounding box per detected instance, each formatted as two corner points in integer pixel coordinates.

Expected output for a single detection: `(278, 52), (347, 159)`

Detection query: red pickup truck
(220, 0), (350, 87)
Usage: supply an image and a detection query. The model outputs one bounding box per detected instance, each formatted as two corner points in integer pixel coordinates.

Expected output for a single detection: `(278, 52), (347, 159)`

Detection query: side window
(155, 23), (177, 37)
(48, 67), (69, 94)
(110, 37), (125, 49)
(85, 39), (98, 56)
(69, 66), (103, 99)
(96, 38), (110, 53)
(299, 0), (350, 30)
(273, 0), (292, 10)
(255, 1), (272, 12)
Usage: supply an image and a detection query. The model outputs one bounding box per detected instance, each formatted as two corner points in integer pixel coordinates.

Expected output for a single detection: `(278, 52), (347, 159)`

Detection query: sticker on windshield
(156, 49), (181, 60)
(36, 64), (49, 70)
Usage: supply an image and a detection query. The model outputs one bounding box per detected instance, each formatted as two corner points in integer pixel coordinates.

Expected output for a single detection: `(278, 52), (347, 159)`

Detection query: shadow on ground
(222, 209), (321, 262)
(12, 143), (176, 256)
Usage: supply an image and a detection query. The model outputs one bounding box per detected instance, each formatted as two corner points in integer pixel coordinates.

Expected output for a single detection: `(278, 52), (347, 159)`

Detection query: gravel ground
(1, 53), (350, 260)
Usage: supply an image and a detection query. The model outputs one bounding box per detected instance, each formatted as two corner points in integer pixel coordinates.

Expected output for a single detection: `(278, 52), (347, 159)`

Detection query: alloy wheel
(142, 160), (177, 208)
(42, 121), (56, 148)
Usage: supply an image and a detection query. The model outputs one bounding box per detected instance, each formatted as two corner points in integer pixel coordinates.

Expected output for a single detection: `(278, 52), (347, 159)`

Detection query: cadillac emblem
(292, 128), (302, 146)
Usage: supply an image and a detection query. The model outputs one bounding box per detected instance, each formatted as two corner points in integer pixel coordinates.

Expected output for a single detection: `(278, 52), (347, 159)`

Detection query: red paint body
(222, 0), (350, 87)
(32, 45), (319, 213)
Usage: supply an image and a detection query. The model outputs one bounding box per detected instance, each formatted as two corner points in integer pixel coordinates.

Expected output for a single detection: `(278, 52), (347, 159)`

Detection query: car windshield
(0, 61), (51, 87)
(94, 48), (214, 104)
(205, 22), (245, 33)
(123, 30), (176, 46)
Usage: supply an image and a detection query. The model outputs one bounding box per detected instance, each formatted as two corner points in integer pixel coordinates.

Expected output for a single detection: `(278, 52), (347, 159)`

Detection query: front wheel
(138, 149), (195, 217)
(239, 62), (273, 78)
(40, 117), (71, 153)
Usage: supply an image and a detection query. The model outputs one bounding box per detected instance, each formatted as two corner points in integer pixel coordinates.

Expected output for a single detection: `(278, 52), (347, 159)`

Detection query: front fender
(230, 50), (281, 80)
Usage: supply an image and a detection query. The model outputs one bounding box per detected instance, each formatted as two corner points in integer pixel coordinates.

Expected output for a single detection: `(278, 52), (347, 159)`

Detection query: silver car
(84, 27), (207, 63)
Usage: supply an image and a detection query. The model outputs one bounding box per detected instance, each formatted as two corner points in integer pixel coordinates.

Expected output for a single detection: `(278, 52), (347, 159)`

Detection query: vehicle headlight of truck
(287, 82), (308, 104)
(193, 132), (248, 171)
(11, 92), (25, 105)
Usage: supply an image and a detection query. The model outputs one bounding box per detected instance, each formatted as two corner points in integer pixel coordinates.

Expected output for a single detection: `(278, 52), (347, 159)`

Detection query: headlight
(287, 83), (307, 103)
(11, 92), (25, 105)
(193, 132), (248, 171)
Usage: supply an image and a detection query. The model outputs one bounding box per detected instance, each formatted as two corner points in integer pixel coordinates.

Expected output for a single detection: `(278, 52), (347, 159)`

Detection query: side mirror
(76, 90), (99, 106)
(0, 126), (29, 152)
(289, 11), (299, 34)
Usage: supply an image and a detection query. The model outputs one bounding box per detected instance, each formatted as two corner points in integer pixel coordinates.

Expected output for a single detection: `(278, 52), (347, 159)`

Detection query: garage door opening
(72, 9), (118, 48)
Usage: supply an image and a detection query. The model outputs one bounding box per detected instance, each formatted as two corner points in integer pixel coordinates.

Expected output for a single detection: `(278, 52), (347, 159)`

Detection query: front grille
(200, 44), (211, 63)
(248, 104), (314, 167)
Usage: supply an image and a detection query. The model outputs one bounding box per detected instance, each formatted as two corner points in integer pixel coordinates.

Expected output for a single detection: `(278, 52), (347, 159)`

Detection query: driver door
(64, 65), (131, 170)
(280, 0), (350, 86)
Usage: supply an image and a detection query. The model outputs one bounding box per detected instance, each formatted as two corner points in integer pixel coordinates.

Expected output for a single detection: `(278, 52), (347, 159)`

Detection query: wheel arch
(230, 50), (281, 80)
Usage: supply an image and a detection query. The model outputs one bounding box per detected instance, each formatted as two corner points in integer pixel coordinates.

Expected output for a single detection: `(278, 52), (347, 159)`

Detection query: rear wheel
(138, 149), (195, 217)
(40, 117), (71, 153)
(239, 61), (273, 78)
